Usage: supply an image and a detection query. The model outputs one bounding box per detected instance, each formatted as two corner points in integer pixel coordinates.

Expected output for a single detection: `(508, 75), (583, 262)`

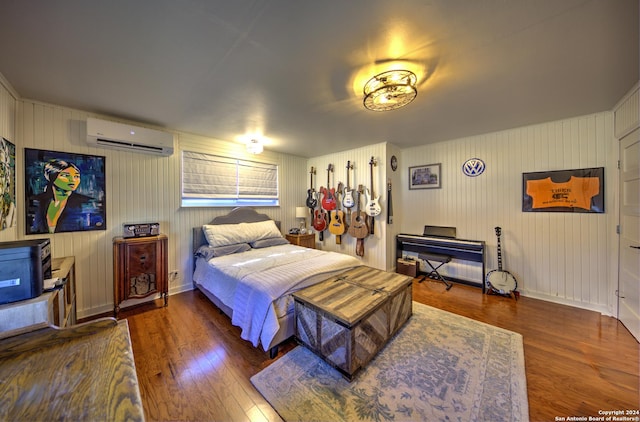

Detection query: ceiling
(0, 0), (637, 158)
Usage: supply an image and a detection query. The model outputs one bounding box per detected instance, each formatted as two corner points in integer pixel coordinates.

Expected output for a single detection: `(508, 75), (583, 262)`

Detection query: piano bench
(418, 253), (453, 290)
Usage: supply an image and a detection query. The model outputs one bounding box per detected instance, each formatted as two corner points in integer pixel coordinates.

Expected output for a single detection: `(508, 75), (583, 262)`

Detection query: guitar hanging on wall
(312, 204), (327, 241)
(306, 167), (317, 211)
(387, 179), (393, 225)
(342, 161), (355, 209)
(364, 156), (382, 235)
(329, 181), (347, 244)
(311, 167), (327, 241)
(320, 164), (336, 211)
(348, 185), (369, 257)
(485, 226), (519, 299)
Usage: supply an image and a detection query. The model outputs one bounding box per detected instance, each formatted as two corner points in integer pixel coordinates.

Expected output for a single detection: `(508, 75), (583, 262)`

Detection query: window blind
(182, 151), (279, 206)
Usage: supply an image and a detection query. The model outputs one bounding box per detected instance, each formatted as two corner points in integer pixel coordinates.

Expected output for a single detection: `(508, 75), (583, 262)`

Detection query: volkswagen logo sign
(462, 158), (485, 177)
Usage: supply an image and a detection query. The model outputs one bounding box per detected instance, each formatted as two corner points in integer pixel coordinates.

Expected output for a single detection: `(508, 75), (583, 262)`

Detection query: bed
(192, 207), (362, 357)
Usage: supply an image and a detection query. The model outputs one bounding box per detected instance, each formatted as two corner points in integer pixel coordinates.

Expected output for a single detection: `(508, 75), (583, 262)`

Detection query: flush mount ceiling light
(246, 139), (263, 154)
(363, 69), (417, 112)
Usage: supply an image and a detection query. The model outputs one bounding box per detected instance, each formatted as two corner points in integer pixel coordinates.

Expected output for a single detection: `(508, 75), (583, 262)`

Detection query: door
(619, 127), (640, 342)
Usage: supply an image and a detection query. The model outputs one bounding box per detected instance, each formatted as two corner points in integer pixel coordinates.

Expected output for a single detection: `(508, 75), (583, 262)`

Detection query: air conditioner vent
(87, 118), (174, 156)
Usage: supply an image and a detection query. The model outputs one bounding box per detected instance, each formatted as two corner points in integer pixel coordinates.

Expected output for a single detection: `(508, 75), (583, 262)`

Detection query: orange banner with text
(526, 176), (600, 210)
(522, 167), (604, 213)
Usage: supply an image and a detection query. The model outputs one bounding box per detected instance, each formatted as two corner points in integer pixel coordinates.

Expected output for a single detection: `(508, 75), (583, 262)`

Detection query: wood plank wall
(1, 74), (634, 319)
(400, 112), (618, 314)
(13, 99), (307, 319)
(615, 82), (640, 139)
(307, 142), (392, 270)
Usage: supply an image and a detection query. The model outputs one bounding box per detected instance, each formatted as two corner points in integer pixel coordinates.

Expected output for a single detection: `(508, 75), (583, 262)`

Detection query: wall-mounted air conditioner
(86, 117), (174, 156)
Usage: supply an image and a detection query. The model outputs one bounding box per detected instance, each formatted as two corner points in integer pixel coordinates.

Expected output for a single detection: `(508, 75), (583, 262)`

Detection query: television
(0, 238), (51, 305)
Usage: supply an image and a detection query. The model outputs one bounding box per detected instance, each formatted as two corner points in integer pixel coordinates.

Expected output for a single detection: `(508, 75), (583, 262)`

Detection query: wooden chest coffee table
(292, 266), (413, 380)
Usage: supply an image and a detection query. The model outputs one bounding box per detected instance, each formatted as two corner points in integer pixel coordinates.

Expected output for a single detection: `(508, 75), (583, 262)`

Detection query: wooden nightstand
(113, 234), (168, 318)
(285, 232), (316, 249)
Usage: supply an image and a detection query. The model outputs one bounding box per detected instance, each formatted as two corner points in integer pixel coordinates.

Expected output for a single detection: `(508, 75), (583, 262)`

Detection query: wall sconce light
(246, 139), (263, 154)
(363, 69), (417, 112)
(295, 206), (308, 233)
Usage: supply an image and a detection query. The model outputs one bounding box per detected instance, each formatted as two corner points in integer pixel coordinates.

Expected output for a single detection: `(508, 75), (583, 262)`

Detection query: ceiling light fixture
(363, 69), (417, 112)
(246, 139), (263, 154)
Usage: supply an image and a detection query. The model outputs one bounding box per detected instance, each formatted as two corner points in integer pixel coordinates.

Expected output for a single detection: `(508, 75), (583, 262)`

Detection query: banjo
(486, 226), (518, 298)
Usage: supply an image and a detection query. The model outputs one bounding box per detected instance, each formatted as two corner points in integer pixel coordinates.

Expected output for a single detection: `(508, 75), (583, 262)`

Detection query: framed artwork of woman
(25, 148), (106, 234)
(0, 138), (16, 231)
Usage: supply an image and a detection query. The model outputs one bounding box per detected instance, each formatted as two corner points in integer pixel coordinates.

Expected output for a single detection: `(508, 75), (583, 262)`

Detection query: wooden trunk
(293, 266), (413, 380)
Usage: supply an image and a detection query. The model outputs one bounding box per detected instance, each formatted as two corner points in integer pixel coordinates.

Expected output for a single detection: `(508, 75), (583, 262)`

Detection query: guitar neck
(369, 158), (375, 197)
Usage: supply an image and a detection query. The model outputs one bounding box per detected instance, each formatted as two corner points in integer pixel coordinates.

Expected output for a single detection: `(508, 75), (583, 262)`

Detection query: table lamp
(295, 206), (308, 234)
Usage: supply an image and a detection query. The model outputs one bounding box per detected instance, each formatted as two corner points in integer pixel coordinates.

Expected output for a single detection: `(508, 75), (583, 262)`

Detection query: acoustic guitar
(347, 185), (369, 257)
(312, 206), (327, 241)
(311, 168), (327, 241)
(328, 182), (347, 244)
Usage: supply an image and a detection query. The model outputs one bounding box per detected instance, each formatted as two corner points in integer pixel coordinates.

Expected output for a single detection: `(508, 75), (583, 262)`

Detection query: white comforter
(193, 244), (361, 350)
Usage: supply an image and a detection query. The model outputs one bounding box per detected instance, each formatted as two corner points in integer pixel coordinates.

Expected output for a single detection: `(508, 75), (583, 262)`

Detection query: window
(181, 151), (279, 207)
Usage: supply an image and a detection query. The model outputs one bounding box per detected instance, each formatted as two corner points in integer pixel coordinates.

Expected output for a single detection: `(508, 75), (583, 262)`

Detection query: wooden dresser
(0, 318), (145, 421)
(285, 232), (316, 249)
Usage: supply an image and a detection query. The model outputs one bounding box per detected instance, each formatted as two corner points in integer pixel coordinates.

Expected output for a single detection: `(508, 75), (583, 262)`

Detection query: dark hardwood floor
(121, 279), (639, 421)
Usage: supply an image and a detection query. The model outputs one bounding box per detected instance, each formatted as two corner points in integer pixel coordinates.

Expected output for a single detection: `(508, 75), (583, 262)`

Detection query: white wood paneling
(400, 112), (617, 313)
(13, 100), (308, 318)
(614, 82), (640, 139)
(3, 88), (626, 318)
(308, 143), (389, 270)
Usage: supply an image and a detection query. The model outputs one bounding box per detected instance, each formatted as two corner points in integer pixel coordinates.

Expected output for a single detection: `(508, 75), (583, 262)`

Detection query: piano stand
(397, 232), (486, 291)
(418, 253), (453, 290)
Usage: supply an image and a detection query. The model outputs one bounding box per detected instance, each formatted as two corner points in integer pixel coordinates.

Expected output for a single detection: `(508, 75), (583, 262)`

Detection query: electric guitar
(364, 157), (381, 235)
(387, 179), (393, 225)
(365, 157), (381, 217)
(342, 161), (355, 209)
(306, 167), (317, 210)
(347, 185), (369, 257)
(320, 164), (336, 211)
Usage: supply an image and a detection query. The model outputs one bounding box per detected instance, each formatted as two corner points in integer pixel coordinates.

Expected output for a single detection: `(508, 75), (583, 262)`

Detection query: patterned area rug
(251, 302), (528, 421)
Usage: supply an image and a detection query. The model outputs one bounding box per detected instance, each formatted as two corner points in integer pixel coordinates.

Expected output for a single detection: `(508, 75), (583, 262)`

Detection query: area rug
(251, 302), (528, 421)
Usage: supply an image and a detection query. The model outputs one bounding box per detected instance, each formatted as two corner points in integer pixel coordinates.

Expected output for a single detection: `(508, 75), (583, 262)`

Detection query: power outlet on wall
(169, 271), (178, 283)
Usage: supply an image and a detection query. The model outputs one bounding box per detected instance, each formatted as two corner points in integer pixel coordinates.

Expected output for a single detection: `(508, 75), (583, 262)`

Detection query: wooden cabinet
(286, 232), (316, 249)
(113, 235), (168, 317)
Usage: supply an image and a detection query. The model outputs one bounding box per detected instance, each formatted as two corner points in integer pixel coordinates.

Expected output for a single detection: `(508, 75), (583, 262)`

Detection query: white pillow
(203, 220), (282, 247)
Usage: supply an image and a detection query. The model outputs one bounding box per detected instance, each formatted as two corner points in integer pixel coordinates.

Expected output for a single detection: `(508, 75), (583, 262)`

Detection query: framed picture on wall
(24, 148), (106, 234)
(0, 137), (16, 230)
(409, 163), (441, 189)
(522, 167), (604, 213)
